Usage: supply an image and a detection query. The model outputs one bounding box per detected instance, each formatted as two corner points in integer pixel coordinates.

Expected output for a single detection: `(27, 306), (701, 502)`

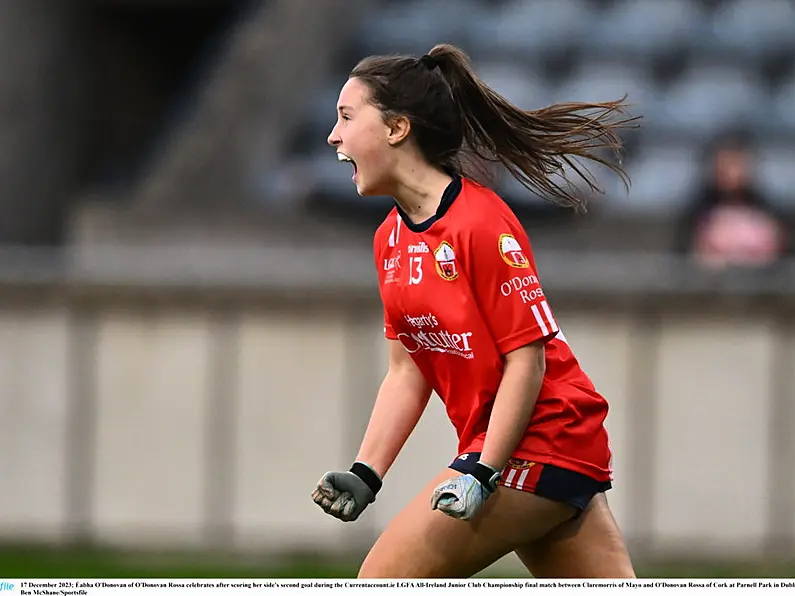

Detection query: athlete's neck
(390, 162), (453, 225)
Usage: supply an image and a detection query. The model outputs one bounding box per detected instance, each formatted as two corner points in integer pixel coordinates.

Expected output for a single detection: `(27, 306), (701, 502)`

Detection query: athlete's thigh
(515, 493), (636, 578)
(358, 468), (576, 579)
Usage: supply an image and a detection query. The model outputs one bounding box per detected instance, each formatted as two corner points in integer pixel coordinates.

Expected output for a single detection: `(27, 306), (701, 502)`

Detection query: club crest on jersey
(507, 459), (537, 470)
(434, 241), (458, 281)
(499, 234), (529, 268)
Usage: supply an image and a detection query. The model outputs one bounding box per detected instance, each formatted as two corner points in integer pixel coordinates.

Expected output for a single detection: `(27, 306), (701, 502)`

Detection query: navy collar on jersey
(394, 174), (462, 233)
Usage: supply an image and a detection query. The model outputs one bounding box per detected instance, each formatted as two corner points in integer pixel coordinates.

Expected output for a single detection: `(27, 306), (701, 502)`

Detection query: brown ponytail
(351, 44), (640, 212)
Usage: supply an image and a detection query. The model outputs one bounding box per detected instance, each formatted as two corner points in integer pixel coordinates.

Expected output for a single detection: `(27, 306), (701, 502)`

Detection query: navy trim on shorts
(448, 452), (611, 512)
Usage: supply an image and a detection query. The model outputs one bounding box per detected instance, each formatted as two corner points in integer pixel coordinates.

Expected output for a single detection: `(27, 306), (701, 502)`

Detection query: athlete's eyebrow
(337, 105), (354, 113)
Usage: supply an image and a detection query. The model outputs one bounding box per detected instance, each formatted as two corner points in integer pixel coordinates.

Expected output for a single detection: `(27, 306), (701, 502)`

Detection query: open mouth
(337, 152), (358, 180)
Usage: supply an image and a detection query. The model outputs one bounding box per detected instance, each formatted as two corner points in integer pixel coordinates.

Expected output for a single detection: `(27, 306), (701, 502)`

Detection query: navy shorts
(449, 452), (611, 513)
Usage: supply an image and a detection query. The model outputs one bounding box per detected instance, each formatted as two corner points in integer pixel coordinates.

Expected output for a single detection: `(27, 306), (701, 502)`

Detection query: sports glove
(430, 461), (501, 521)
(311, 461), (382, 522)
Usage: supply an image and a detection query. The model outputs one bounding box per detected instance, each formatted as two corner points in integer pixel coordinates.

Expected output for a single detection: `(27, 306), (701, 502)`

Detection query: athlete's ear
(386, 115), (411, 146)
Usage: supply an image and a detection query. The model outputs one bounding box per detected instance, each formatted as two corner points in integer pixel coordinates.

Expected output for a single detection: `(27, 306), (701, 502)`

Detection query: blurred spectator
(675, 134), (789, 269)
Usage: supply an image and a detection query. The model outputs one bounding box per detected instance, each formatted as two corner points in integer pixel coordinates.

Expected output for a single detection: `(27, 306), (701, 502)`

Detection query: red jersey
(374, 177), (611, 482)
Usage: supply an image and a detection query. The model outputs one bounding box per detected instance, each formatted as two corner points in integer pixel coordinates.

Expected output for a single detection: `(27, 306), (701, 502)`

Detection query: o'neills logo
(499, 234), (529, 268)
(397, 329), (474, 359)
(408, 242), (429, 254)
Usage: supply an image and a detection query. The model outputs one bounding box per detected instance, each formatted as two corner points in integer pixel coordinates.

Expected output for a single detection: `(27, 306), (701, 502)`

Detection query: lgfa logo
(499, 234), (529, 268)
(434, 241), (458, 281)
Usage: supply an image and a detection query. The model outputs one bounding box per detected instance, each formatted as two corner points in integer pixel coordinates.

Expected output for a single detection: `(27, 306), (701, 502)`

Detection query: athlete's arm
(314, 222), (432, 522)
(431, 340), (546, 520)
(479, 340), (546, 471)
(463, 213), (560, 470)
(354, 339), (433, 478)
(313, 339), (432, 521)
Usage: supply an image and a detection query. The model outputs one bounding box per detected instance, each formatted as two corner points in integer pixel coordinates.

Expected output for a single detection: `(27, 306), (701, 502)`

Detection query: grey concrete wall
(0, 296), (791, 563)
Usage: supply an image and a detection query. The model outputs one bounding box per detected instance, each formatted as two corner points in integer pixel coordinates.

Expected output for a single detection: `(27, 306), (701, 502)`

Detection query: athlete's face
(327, 77), (406, 196)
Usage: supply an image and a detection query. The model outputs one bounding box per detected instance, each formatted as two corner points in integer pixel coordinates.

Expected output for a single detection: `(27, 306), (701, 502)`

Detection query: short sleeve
(464, 221), (559, 355)
(383, 306), (397, 340)
(374, 223), (399, 340)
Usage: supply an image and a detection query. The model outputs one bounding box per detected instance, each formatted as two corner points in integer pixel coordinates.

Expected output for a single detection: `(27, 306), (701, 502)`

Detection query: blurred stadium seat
(474, 62), (550, 109)
(468, 0), (594, 62)
(357, 0), (482, 56)
(755, 144), (795, 209)
(551, 59), (656, 108)
(651, 61), (768, 140)
(770, 70), (795, 136)
(616, 142), (703, 213)
(581, 0), (707, 62)
(708, 0), (795, 62)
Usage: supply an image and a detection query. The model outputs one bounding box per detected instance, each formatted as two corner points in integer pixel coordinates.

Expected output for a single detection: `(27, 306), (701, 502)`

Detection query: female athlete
(311, 43), (638, 579)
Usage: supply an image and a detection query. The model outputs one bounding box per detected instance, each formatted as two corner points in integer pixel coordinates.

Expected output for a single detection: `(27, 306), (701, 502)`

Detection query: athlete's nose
(327, 124), (341, 147)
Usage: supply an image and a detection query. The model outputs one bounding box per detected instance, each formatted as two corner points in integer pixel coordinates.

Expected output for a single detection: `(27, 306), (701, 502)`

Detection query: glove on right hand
(311, 463), (381, 522)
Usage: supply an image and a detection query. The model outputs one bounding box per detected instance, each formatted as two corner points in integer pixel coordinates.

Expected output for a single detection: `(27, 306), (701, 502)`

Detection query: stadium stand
(277, 0), (795, 222)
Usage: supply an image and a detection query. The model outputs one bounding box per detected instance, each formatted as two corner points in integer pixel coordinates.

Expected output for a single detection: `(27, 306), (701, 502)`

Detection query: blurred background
(1, 0), (795, 579)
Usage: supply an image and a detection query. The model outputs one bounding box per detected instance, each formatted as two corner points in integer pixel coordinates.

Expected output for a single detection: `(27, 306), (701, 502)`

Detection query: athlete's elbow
(387, 365), (430, 393)
(383, 361), (432, 406)
(504, 340), (546, 377)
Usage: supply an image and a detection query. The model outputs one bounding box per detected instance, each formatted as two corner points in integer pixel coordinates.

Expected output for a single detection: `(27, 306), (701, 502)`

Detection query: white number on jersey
(408, 256), (423, 285)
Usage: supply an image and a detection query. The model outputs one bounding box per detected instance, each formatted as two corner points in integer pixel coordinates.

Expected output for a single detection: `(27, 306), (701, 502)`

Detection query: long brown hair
(350, 44), (640, 212)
